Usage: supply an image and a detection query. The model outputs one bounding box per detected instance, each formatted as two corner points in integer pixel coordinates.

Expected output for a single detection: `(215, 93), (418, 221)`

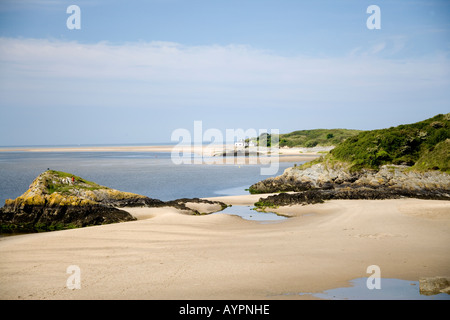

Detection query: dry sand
(0, 196), (449, 300)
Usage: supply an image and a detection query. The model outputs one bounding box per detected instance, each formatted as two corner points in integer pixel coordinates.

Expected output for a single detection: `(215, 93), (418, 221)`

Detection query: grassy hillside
(44, 170), (105, 194)
(256, 129), (362, 148)
(413, 139), (450, 172)
(328, 113), (450, 172)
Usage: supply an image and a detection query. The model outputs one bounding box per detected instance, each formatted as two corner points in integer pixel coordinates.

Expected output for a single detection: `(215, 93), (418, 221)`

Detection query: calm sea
(0, 150), (300, 204)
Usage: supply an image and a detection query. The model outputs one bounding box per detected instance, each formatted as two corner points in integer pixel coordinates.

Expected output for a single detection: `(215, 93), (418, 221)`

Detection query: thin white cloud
(369, 42), (386, 55)
(0, 37), (449, 109)
(350, 35), (410, 58)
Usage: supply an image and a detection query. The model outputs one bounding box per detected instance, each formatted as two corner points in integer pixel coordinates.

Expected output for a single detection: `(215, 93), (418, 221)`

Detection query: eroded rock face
(249, 162), (450, 196)
(249, 162), (359, 193)
(250, 161), (450, 208)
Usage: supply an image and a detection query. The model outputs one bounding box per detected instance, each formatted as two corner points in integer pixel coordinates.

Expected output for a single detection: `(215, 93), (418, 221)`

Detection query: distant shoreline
(0, 144), (177, 153)
(0, 144), (323, 164)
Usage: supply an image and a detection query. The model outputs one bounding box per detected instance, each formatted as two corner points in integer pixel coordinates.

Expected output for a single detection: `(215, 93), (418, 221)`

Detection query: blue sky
(0, 0), (449, 145)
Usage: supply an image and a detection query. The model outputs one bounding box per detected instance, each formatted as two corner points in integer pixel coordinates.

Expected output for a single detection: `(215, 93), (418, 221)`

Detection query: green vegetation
(298, 156), (327, 170)
(327, 113), (450, 172)
(413, 139), (450, 172)
(249, 129), (361, 148)
(0, 222), (78, 234)
(253, 199), (279, 210)
(256, 132), (275, 147)
(34, 222), (78, 232)
(248, 185), (265, 194)
(278, 129), (362, 148)
(44, 170), (106, 194)
(47, 170), (101, 186)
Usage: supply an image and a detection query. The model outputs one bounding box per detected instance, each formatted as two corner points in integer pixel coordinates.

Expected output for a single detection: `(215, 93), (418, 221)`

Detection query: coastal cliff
(250, 114), (450, 206)
(0, 170), (226, 232)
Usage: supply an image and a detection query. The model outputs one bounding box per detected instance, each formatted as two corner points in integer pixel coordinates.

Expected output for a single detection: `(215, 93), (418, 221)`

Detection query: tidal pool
(214, 205), (287, 222)
(293, 278), (450, 300)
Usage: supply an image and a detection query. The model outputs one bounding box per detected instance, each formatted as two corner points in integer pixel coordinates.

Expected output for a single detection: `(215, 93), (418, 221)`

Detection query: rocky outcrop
(164, 198), (228, 214)
(255, 186), (450, 209)
(0, 170), (227, 233)
(250, 162), (450, 193)
(0, 170), (145, 232)
(419, 277), (450, 295)
(250, 161), (450, 207)
(0, 203), (135, 232)
(249, 161), (353, 193)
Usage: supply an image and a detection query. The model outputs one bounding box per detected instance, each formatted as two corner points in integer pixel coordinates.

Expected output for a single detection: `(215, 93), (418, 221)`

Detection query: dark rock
(163, 197), (228, 214)
(1, 203), (135, 233)
(109, 196), (166, 208)
(0, 170), (230, 233)
(255, 185), (450, 209)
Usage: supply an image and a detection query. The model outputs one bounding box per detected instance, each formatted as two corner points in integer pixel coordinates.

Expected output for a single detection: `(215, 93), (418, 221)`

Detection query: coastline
(0, 144), (321, 164)
(0, 145), (177, 153)
(0, 195), (448, 299)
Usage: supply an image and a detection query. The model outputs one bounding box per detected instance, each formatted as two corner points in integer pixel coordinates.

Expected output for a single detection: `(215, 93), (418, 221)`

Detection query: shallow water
(0, 151), (299, 236)
(292, 278), (450, 300)
(0, 151), (298, 204)
(214, 205), (287, 222)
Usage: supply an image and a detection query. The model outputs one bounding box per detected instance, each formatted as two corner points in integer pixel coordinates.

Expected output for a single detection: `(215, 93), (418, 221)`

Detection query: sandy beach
(0, 196), (449, 300)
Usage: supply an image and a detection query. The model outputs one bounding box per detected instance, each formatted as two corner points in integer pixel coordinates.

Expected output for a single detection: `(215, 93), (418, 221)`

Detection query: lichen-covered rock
(0, 170), (229, 233)
(249, 162), (450, 198)
(0, 170), (152, 232)
(419, 277), (450, 296)
(249, 160), (450, 209)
